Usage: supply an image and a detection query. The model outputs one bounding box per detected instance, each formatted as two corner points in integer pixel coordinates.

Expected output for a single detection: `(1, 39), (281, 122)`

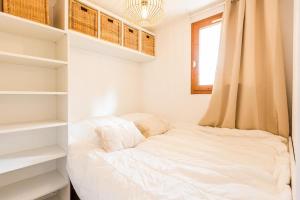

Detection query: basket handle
(128, 29), (134, 33)
(81, 6), (88, 12)
(108, 18), (114, 23)
(146, 35), (150, 39)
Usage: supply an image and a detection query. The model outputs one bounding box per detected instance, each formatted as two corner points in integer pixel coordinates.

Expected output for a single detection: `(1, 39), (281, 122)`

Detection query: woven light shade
(125, 0), (164, 27)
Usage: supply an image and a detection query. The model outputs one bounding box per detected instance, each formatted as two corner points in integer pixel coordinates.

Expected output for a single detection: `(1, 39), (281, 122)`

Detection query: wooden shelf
(0, 145), (66, 174)
(69, 30), (155, 63)
(0, 51), (67, 68)
(0, 171), (68, 200)
(0, 12), (66, 42)
(0, 120), (67, 134)
(0, 91), (67, 95)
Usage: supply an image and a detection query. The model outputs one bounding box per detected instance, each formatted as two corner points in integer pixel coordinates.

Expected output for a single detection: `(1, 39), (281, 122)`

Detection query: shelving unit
(0, 51), (67, 68)
(69, 30), (155, 63)
(0, 91), (67, 95)
(0, 146), (66, 174)
(0, 0), (69, 199)
(46, 195), (61, 200)
(0, 171), (68, 200)
(0, 120), (67, 134)
(0, 12), (66, 42)
(46, 196), (59, 200)
(69, 0), (156, 62)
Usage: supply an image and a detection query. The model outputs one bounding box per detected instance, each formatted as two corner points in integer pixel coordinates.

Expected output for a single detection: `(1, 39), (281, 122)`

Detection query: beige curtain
(200, 0), (289, 137)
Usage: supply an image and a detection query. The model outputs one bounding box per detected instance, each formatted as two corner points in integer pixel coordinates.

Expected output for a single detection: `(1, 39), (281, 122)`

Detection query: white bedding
(67, 123), (291, 200)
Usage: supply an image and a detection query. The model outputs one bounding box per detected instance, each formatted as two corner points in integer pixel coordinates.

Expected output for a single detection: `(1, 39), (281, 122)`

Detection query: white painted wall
(141, 16), (211, 124)
(69, 48), (142, 122)
(141, 2), (294, 126)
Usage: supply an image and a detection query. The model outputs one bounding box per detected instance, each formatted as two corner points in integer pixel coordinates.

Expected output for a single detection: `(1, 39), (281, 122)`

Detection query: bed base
(71, 181), (80, 200)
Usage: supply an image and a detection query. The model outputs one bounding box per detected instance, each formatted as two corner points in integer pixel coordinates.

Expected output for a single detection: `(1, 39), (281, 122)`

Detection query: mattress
(67, 123), (291, 200)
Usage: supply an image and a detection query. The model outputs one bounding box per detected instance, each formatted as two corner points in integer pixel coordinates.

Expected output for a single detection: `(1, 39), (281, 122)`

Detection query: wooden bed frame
(71, 182), (80, 200)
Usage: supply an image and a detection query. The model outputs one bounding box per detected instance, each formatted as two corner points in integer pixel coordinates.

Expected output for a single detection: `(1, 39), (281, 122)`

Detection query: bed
(67, 121), (291, 200)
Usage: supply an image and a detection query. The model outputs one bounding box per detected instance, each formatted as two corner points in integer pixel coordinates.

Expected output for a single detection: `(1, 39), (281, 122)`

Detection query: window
(191, 13), (222, 94)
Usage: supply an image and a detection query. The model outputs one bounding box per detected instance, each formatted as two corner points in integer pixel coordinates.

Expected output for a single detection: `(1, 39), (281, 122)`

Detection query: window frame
(191, 13), (223, 94)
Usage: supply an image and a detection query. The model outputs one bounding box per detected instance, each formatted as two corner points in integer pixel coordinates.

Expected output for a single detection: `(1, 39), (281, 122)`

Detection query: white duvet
(67, 123), (291, 200)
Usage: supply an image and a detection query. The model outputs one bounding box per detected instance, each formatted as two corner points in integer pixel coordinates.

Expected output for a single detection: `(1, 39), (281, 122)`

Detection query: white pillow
(94, 117), (145, 152)
(121, 113), (170, 137)
(69, 120), (100, 146)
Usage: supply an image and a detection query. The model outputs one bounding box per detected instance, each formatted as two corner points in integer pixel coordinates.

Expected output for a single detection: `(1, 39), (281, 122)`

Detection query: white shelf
(0, 12), (66, 42)
(0, 91), (67, 95)
(0, 5), (69, 200)
(0, 120), (67, 134)
(0, 145), (66, 174)
(0, 51), (67, 68)
(69, 30), (155, 63)
(0, 171), (68, 200)
(46, 195), (60, 200)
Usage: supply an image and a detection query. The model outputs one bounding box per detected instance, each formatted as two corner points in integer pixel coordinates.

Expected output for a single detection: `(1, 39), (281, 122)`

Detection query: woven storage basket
(123, 24), (139, 50)
(100, 13), (121, 45)
(69, 0), (98, 37)
(3, 0), (49, 25)
(142, 31), (155, 56)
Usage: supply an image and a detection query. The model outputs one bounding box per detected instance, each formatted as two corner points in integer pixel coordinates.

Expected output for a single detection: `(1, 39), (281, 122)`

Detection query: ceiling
(88, 0), (221, 30)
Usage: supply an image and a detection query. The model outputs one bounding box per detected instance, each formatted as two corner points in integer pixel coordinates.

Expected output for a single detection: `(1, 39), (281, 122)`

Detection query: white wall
(141, 2), (294, 126)
(69, 48), (142, 122)
(141, 16), (211, 124)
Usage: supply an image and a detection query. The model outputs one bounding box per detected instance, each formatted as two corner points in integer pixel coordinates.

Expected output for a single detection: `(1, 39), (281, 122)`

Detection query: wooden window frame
(191, 13), (223, 94)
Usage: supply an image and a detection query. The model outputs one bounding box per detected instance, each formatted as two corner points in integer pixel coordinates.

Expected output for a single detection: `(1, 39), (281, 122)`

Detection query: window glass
(198, 22), (221, 85)
(191, 13), (223, 94)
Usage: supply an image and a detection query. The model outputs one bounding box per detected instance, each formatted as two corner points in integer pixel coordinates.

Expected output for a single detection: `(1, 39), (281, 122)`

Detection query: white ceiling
(88, 0), (221, 30)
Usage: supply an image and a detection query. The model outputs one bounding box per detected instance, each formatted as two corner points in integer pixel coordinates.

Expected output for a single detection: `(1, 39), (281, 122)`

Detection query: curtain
(199, 0), (289, 137)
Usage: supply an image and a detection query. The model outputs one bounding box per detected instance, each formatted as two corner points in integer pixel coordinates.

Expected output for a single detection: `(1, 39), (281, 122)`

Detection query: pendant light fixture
(125, 0), (164, 27)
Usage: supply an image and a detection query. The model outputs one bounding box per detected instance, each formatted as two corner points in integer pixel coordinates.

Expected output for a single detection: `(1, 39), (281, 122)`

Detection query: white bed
(67, 122), (291, 200)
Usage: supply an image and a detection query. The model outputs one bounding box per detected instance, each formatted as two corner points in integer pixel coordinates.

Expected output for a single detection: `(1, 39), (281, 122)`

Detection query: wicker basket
(3, 0), (49, 25)
(142, 32), (155, 56)
(123, 24), (138, 50)
(69, 0), (98, 37)
(100, 13), (121, 45)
